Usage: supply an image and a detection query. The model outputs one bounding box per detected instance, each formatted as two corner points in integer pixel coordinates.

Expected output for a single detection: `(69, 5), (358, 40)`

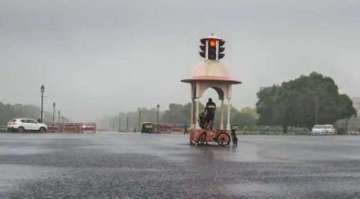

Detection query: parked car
(311, 124), (336, 135)
(7, 118), (47, 133)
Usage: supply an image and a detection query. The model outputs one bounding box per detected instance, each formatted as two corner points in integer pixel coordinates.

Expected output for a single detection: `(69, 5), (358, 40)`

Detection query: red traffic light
(209, 39), (216, 48)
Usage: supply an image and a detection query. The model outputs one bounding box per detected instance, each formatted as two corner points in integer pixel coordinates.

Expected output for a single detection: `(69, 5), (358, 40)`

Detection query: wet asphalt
(1, 132), (360, 199)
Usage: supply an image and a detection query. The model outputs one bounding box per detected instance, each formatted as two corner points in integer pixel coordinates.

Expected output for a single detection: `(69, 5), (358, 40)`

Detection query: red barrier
(46, 122), (96, 133)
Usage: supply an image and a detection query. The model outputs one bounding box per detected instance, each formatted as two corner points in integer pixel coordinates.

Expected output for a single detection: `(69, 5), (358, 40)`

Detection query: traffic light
(208, 39), (217, 60)
(199, 38), (206, 58)
(199, 36), (226, 61)
(218, 39), (225, 60)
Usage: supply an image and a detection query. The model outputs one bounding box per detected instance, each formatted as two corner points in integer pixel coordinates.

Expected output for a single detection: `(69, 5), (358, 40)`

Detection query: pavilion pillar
(220, 99), (224, 130)
(226, 97), (231, 130)
(190, 99), (194, 128)
(195, 97), (200, 129)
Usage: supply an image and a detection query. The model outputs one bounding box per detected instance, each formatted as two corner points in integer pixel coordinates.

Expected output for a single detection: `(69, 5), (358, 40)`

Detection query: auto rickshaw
(141, 122), (154, 133)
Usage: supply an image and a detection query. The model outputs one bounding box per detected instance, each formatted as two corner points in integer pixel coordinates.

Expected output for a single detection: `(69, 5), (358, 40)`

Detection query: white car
(311, 124), (336, 135)
(7, 118), (47, 133)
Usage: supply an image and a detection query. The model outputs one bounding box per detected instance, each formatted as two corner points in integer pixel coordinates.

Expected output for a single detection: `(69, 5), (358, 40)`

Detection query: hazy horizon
(1, 0), (360, 121)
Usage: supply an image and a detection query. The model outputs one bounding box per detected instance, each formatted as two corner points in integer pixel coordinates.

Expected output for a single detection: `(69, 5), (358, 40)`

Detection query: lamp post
(156, 104), (160, 132)
(58, 110), (61, 123)
(40, 84), (45, 122)
(52, 102), (56, 124)
(118, 113), (121, 132)
(138, 108), (142, 132)
(126, 113), (129, 132)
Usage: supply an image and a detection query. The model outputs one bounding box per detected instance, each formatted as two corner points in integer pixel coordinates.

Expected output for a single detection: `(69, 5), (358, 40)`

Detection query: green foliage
(256, 72), (357, 133)
(161, 103), (192, 125)
(231, 107), (258, 129)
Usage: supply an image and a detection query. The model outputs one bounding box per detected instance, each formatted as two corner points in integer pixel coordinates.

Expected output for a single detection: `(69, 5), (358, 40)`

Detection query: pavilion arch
(198, 86), (224, 102)
(197, 85), (226, 130)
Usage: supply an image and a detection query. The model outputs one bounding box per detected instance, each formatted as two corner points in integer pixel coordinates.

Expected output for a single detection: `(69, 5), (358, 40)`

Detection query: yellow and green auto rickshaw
(141, 122), (154, 133)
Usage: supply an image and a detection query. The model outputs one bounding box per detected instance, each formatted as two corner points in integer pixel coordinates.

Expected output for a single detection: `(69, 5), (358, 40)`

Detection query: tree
(256, 72), (357, 133)
(161, 103), (192, 125)
(232, 107), (258, 129)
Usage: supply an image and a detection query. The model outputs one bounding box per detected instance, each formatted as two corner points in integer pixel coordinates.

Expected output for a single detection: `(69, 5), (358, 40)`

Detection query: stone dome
(182, 60), (240, 84)
(192, 60), (229, 79)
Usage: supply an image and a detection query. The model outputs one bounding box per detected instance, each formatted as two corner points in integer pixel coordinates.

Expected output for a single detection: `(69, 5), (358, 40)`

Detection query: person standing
(231, 128), (238, 146)
(205, 98), (216, 130)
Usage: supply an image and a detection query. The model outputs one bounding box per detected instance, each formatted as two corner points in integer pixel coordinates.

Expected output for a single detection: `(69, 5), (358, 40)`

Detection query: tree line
(256, 72), (357, 133)
(110, 72), (357, 133)
(0, 102), (61, 125)
(2, 72), (356, 133)
(107, 103), (258, 131)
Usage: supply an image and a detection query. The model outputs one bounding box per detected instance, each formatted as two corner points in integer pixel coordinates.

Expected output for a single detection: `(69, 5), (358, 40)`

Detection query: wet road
(1, 132), (360, 199)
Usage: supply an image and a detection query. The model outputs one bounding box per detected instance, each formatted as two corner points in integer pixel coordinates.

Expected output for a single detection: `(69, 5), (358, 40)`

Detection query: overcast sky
(1, 0), (360, 121)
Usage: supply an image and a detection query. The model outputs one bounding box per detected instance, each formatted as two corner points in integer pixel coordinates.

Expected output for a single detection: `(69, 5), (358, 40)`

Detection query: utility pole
(52, 102), (56, 124)
(40, 84), (45, 122)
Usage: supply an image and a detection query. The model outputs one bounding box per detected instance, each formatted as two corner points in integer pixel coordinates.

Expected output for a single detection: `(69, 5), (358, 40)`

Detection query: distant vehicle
(141, 122), (154, 133)
(311, 124), (336, 135)
(7, 118), (47, 133)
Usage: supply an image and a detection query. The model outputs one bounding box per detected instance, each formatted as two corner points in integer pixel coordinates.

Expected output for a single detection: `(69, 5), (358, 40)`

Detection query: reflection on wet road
(1, 132), (360, 198)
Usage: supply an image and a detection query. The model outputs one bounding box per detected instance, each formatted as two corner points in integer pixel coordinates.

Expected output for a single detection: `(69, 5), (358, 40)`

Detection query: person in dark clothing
(184, 123), (188, 134)
(205, 98), (216, 129)
(231, 128), (238, 146)
(198, 111), (207, 129)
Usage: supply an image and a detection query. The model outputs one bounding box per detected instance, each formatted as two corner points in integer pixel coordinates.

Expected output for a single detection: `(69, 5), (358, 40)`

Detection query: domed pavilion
(181, 52), (241, 130)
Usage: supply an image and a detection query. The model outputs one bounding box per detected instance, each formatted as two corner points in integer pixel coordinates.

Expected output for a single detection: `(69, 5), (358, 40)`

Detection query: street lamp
(138, 108), (142, 132)
(52, 102), (56, 124)
(58, 110), (61, 123)
(126, 113), (129, 132)
(156, 104), (160, 132)
(40, 84), (45, 122)
(118, 113), (121, 132)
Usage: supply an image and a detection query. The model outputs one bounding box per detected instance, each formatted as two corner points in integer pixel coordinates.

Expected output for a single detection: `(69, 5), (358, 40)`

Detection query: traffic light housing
(218, 39), (225, 60)
(199, 38), (206, 58)
(198, 36), (225, 61)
